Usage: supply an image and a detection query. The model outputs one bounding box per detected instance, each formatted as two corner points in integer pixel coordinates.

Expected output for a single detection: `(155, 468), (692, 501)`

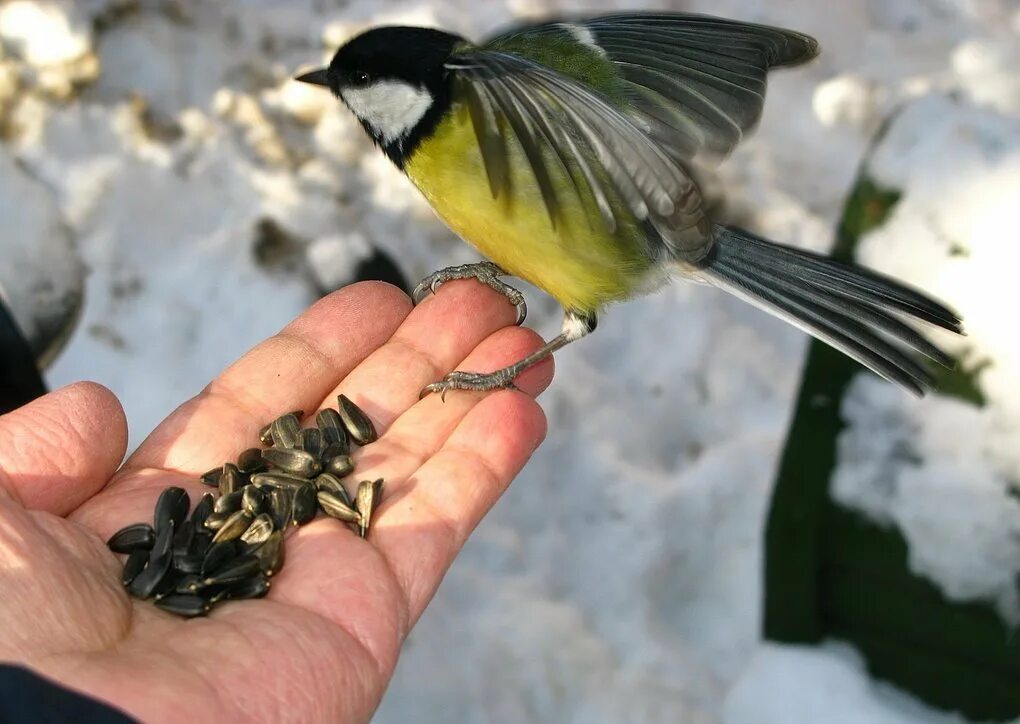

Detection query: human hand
(0, 281), (552, 722)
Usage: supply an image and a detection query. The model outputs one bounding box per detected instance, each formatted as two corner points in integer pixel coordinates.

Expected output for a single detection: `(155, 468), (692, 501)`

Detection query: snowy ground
(1, 0), (1017, 721)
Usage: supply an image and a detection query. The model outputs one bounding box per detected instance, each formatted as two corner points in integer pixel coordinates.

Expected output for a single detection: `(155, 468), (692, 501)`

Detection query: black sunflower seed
(174, 574), (205, 595)
(237, 447), (267, 475)
(338, 394), (377, 445)
(251, 471), (312, 490)
(214, 489), (244, 515)
(121, 549), (148, 586)
(355, 479), (383, 538)
(190, 493), (215, 528)
(292, 482), (318, 525)
(226, 573), (270, 601)
(212, 510), (253, 544)
(326, 455), (355, 479)
(320, 441), (350, 468)
(202, 539), (239, 576)
(203, 555), (261, 586)
(153, 570), (183, 601)
(267, 488), (293, 531)
(242, 485), (265, 516)
(155, 594), (210, 618)
(315, 473), (352, 506)
(219, 463), (243, 496)
(298, 427), (323, 459)
(128, 521), (174, 599)
(262, 448), (321, 478)
(316, 408), (348, 450)
(174, 553), (205, 575)
(270, 413), (301, 449)
(172, 520), (195, 559)
(255, 531), (284, 576)
(240, 514), (273, 547)
(317, 491), (361, 524)
(203, 511), (230, 531)
(201, 466), (223, 487)
(154, 487), (189, 535)
(107, 523), (155, 553)
(259, 422), (274, 447)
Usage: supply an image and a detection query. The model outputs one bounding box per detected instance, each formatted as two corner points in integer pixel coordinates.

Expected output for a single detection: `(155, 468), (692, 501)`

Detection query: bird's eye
(349, 70), (371, 86)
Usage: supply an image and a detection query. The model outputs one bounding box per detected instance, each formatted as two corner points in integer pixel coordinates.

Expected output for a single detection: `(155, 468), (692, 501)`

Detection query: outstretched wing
(483, 12), (819, 164)
(446, 49), (710, 260)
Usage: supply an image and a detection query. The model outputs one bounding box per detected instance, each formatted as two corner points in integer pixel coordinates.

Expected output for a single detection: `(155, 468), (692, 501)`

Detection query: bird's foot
(420, 369), (520, 401)
(412, 262), (527, 326)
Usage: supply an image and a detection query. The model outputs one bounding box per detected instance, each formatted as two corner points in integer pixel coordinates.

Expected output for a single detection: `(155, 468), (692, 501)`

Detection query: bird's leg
(413, 261), (527, 326)
(421, 309), (597, 399)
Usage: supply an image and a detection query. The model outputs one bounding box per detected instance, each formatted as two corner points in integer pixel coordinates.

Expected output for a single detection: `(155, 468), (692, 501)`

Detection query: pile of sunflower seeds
(107, 395), (384, 618)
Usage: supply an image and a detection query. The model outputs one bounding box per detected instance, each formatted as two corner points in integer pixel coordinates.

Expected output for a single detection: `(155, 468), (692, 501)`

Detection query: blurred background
(0, 0), (1018, 722)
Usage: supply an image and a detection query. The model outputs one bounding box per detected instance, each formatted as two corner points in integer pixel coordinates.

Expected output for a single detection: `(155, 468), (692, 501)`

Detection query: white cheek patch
(341, 80), (434, 145)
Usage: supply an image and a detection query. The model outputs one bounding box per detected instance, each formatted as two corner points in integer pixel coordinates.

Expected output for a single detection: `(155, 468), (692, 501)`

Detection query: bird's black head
(298, 26), (464, 166)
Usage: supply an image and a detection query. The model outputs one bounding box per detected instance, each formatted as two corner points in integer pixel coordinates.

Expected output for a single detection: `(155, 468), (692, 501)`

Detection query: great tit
(297, 12), (962, 397)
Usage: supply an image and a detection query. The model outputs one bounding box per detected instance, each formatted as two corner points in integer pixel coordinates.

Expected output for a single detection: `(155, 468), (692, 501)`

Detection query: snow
(0, 0), (1016, 722)
(832, 94), (1020, 621)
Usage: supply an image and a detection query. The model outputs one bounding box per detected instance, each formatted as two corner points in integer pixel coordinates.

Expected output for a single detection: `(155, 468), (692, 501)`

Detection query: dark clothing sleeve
(0, 666), (135, 724)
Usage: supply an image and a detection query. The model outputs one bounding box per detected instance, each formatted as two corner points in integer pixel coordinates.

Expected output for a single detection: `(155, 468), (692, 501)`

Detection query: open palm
(0, 281), (551, 722)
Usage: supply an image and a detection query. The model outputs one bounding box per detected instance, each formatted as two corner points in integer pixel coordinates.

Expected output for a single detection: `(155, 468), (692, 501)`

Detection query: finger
(375, 390), (548, 623)
(349, 324), (552, 509)
(321, 278), (522, 437)
(0, 382), (127, 515)
(122, 282), (411, 477)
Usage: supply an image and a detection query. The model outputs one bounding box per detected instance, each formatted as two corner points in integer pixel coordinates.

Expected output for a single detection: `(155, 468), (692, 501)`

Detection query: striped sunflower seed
(338, 395), (377, 445)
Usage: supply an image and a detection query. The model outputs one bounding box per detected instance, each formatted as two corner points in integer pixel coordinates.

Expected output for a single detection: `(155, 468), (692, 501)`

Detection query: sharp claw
(514, 302), (527, 326)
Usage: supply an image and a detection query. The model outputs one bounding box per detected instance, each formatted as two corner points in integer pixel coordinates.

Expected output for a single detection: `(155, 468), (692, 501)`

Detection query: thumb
(0, 383), (128, 515)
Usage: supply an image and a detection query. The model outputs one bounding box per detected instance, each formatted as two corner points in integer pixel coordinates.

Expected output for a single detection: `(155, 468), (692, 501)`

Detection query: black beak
(295, 68), (330, 87)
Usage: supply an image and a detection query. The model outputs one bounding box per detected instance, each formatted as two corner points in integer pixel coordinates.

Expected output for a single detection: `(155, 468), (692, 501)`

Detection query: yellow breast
(403, 103), (652, 312)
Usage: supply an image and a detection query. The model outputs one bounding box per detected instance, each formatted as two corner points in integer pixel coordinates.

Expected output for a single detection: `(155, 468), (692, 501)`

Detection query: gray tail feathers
(697, 225), (964, 396)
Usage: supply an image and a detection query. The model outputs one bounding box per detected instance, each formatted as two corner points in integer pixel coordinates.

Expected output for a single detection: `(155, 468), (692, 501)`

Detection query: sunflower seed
(174, 574), (205, 594)
(251, 471), (312, 490)
(108, 523), (155, 553)
(267, 488), (293, 530)
(121, 549), (148, 586)
(255, 531), (284, 576)
(153, 570), (183, 601)
(259, 423), (274, 447)
(226, 573), (270, 600)
(203, 511), (230, 531)
(326, 455), (355, 479)
(355, 479), (383, 538)
(219, 463), (243, 496)
(320, 441), (350, 467)
(316, 408), (349, 450)
(155, 594), (210, 618)
(190, 493), (215, 528)
(237, 447), (267, 475)
(214, 489), (244, 515)
(317, 491), (361, 524)
(315, 473), (352, 506)
(212, 510), (253, 544)
(154, 487), (189, 535)
(292, 482), (318, 525)
(298, 427), (323, 458)
(201, 466), (223, 487)
(203, 555), (261, 586)
(172, 520), (195, 559)
(262, 448), (321, 478)
(174, 553), (204, 575)
(240, 514), (274, 546)
(202, 539), (239, 576)
(128, 521), (174, 599)
(338, 394), (377, 445)
(242, 485), (265, 516)
(270, 413), (301, 449)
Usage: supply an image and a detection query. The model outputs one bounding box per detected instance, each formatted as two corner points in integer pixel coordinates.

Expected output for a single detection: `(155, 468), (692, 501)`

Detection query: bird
(296, 12), (962, 398)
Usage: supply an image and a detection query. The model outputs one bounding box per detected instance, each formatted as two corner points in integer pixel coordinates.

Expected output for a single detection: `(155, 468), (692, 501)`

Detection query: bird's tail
(693, 225), (963, 396)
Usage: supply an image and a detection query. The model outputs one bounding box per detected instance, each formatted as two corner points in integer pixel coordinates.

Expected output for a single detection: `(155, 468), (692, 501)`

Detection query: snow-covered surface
(833, 94), (1020, 622)
(0, 0), (1016, 721)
